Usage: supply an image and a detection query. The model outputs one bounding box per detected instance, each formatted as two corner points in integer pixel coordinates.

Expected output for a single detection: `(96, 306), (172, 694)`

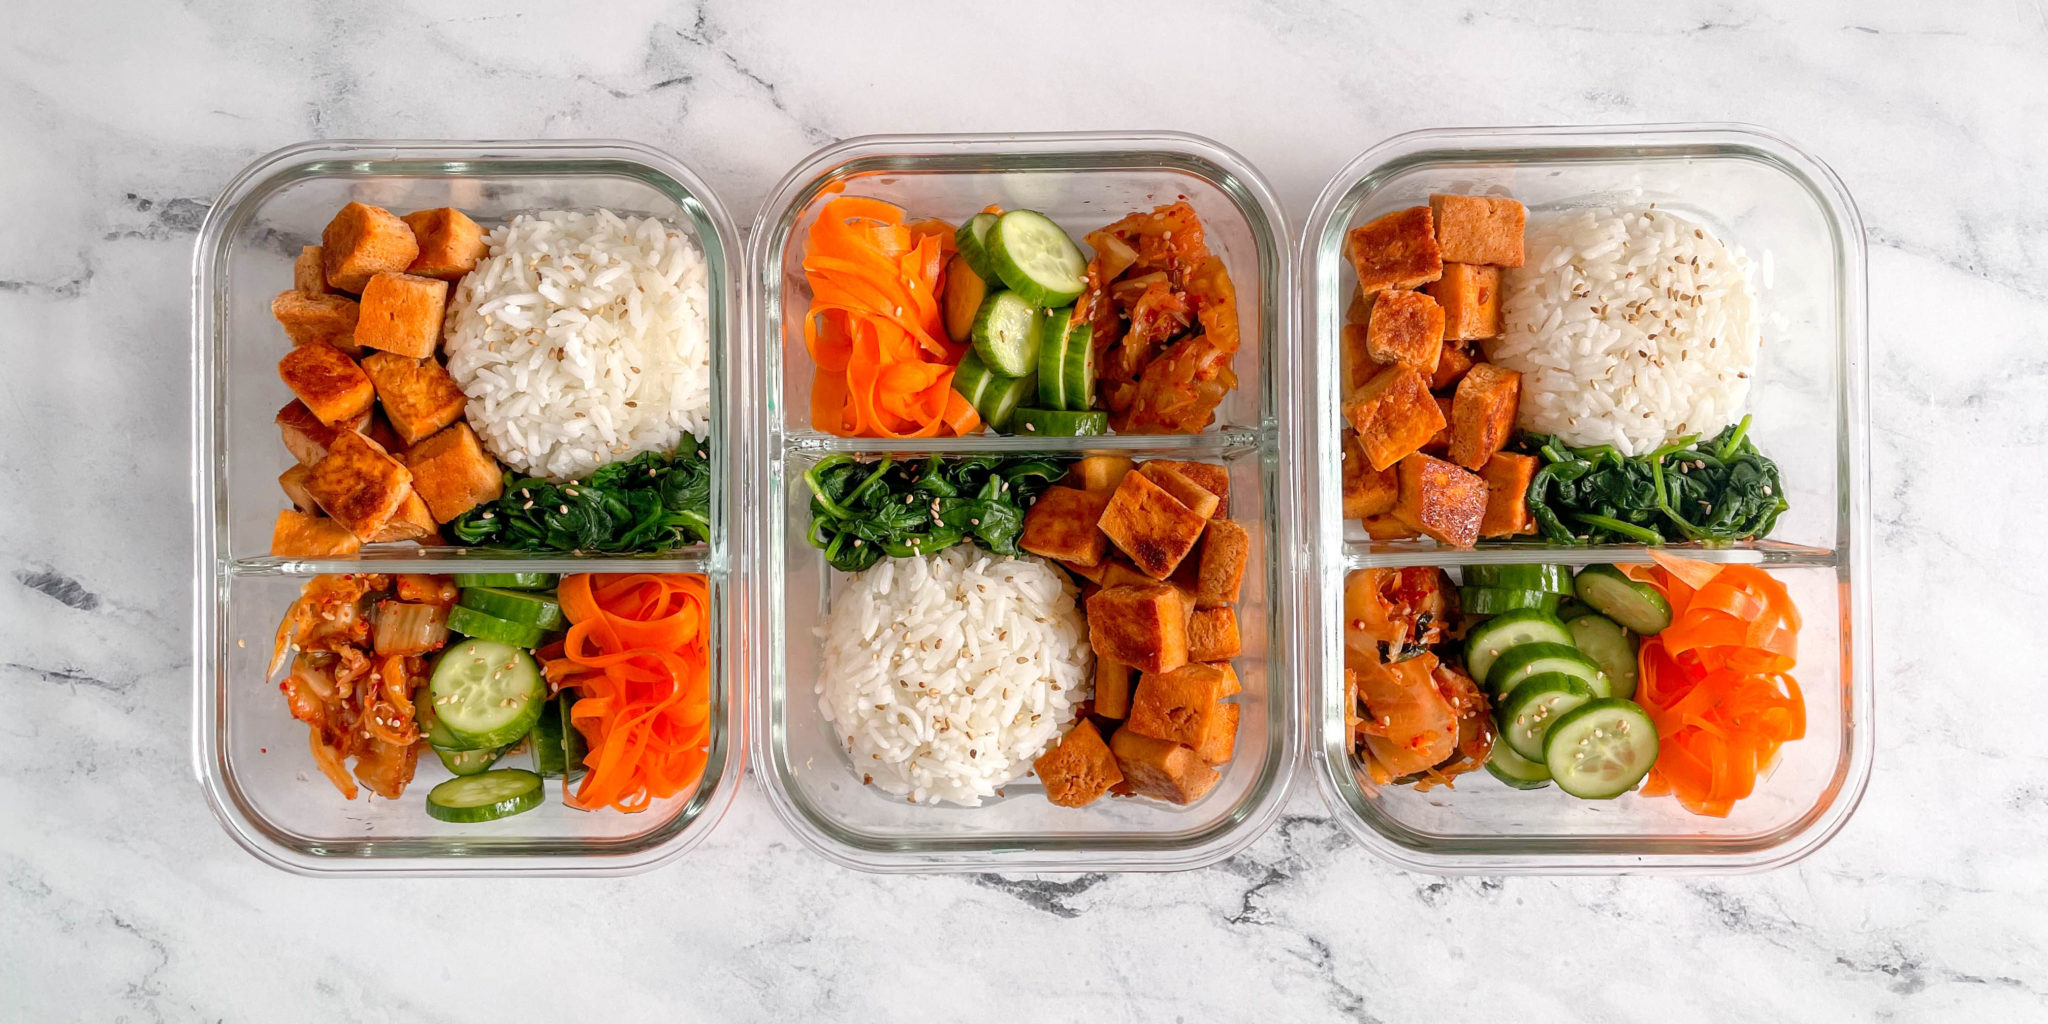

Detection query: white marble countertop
(4, 1), (2046, 1020)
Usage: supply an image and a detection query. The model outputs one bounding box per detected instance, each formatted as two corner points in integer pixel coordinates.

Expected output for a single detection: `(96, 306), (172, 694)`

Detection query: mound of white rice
(441, 209), (711, 480)
(817, 547), (1092, 807)
(1494, 206), (1761, 456)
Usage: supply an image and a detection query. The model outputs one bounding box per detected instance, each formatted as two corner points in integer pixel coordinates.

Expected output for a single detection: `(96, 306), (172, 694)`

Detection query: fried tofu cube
(1344, 287), (1372, 325)
(1097, 559), (1155, 594)
(354, 272), (448, 359)
(279, 464), (317, 512)
(1427, 263), (1503, 340)
(1365, 289), (1445, 371)
(1213, 662), (1244, 697)
(321, 202), (419, 292)
(1127, 663), (1230, 746)
(1345, 206), (1442, 294)
(1341, 322), (1376, 389)
(1150, 461), (1229, 514)
(1479, 452), (1540, 538)
(361, 352), (468, 446)
(278, 343), (375, 427)
(1098, 470), (1209, 580)
(293, 245), (332, 295)
(1138, 463), (1221, 520)
(1095, 658), (1135, 718)
(1431, 339), (1477, 391)
(1342, 365), (1444, 472)
(403, 422), (503, 523)
(1194, 518), (1249, 609)
(1109, 728), (1220, 805)
(276, 400), (368, 466)
(1392, 453), (1487, 547)
(1361, 513), (1420, 540)
(369, 491), (436, 543)
(1449, 362), (1522, 470)
(1424, 395), (1455, 455)
(271, 291), (361, 354)
(1195, 701), (1241, 765)
(303, 431), (414, 540)
(401, 208), (489, 280)
(1020, 485), (1113, 566)
(270, 510), (363, 557)
(1063, 559), (1109, 584)
(1065, 455), (1135, 494)
(1085, 583), (1189, 675)
(1342, 431), (1399, 518)
(1428, 194), (1525, 267)
(1188, 606), (1242, 662)
(1033, 720), (1123, 808)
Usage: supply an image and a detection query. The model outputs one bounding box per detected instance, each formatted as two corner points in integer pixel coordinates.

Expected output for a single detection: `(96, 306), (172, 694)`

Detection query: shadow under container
(1299, 125), (1871, 873)
(746, 132), (1303, 872)
(190, 140), (746, 875)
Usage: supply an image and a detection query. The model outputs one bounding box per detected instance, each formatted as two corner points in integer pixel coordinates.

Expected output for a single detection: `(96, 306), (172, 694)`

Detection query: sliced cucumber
(1485, 741), (1553, 790)
(1062, 323), (1095, 411)
(417, 699), (470, 750)
(976, 372), (1039, 433)
(987, 210), (1087, 307)
(452, 572), (557, 590)
(942, 253), (989, 344)
(1485, 642), (1610, 700)
(424, 768), (545, 823)
(1555, 598), (1595, 622)
(951, 349), (998, 413)
(428, 638), (548, 749)
(1464, 609), (1572, 688)
(1497, 673), (1599, 761)
(1010, 408), (1109, 437)
(445, 605), (547, 648)
(1567, 614), (1640, 701)
(434, 744), (506, 777)
(1544, 699), (1659, 799)
(1036, 308), (1076, 409)
(529, 697), (567, 778)
(1460, 586), (1562, 616)
(1464, 563), (1574, 594)
(1574, 565), (1673, 635)
(955, 212), (1000, 281)
(458, 587), (563, 630)
(970, 290), (1042, 377)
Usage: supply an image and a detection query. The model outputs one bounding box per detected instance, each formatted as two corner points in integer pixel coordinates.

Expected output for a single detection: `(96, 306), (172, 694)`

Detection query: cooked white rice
(817, 547), (1092, 807)
(1493, 205), (1761, 455)
(441, 209), (711, 480)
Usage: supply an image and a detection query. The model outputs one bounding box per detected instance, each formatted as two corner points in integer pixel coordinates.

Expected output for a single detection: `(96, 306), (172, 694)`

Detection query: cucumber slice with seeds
(1062, 323), (1095, 411)
(951, 350), (998, 415)
(1544, 699), (1659, 799)
(458, 587), (563, 630)
(1484, 641), (1610, 700)
(1567, 614), (1640, 701)
(428, 638), (548, 750)
(1464, 609), (1572, 687)
(970, 290), (1041, 377)
(1485, 741), (1553, 790)
(976, 372), (1039, 433)
(955, 212), (1000, 280)
(987, 210), (1087, 307)
(1574, 565), (1673, 635)
(445, 605), (547, 649)
(1497, 673), (1598, 762)
(424, 768), (544, 823)
(1036, 307), (1076, 409)
(434, 744), (506, 777)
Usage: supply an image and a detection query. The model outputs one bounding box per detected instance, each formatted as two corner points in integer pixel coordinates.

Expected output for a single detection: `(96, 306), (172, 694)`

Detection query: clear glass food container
(746, 132), (1303, 871)
(189, 140), (747, 874)
(1300, 125), (1871, 873)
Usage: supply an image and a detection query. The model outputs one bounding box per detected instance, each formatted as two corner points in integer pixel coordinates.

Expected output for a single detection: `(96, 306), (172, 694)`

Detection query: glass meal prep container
(746, 132), (1305, 872)
(1300, 124), (1872, 873)
(189, 140), (746, 875)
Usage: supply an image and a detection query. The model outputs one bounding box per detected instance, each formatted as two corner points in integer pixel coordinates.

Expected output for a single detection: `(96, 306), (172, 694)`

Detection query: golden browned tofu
(276, 399), (368, 466)
(1341, 433), (1399, 519)
(1085, 583), (1189, 675)
(1361, 513), (1420, 540)
(1097, 470), (1209, 580)
(1449, 362), (1522, 470)
(1343, 365), (1445, 472)
(1188, 606), (1242, 662)
(1064, 455), (1135, 494)
(363, 408), (409, 457)
(403, 422), (503, 523)
(1365, 289), (1444, 372)
(1427, 263), (1503, 340)
(1138, 463), (1220, 520)
(1034, 720), (1123, 808)
(369, 491), (436, 543)
(1424, 395), (1455, 455)
(270, 509), (362, 557)
(1341, 322), (1375, 390)
(1097, 559), (1154, 593)
(1127, 663), (1228, 747)
(1479, 452), (1540, 538)
(271, 291), (361, 354)
(1431, 338), (1477, 391)
(278, 343), (375, 427)
(1019, 485), (1112, 566)
(1429, 194), (1525, 267)
(1212, 661), (1243, 697)
(293, 245), (332, 295)
(1195, 517), (1249, 609)
(1095, 658), (1134, 719)
(355, 272), (448, 359)
(1195, 701), (1241, 765)
(361, 352), (467, 445)
(1392, 452), (1487, 547)
(1149, 461), (1229, 514)
(401, 208), (489, 281)
(279, 464), (317, 511)
(1345, 206), (1442, 294)
(305, 431), (414, 540)
(321, 202), (419, 292)
(1063, 558), (1109, 584)
(1109, 728), (1220, 805)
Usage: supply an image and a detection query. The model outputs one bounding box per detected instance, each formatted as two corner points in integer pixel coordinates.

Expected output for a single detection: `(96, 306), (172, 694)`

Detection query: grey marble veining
(4, 0), (2047, 1020)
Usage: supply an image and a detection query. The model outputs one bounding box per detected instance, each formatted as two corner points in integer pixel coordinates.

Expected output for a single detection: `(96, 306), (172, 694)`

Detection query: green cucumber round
(428, 638), (548, 749)
(458, 587), (563, 630)
(1567, 614), (1640, 701)
(1484, 642), (1610, 700)
(1460, 586), (1562, 616)
(951, 349), (998, 414)
(445, 605), (547, 648)
(1036, 308), (1076, 409)
(1010, 408), (1109, 437)
(424, 768), (545, 823)
(970, 290), (1042, 377)
(955, 212), (1000, 281)
(1464, 564), (1574, 594)
(1463, 609), (1572, 692)
(1061, 323), (1095, 411)
(1485, 742), (1552, 790)
(452, 572), (557, 590)
(1543, 699), (1659, 799)
(976, 372), (1039, 434)
(433, 744), (506, 777)
(987, 210), (1087, 307)
(1497, 673), (1599, 762)
(1574, 565), (1673, 635)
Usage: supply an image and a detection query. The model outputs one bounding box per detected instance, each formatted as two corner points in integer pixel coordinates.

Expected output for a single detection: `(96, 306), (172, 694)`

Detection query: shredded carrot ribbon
(539, 574), (712, 813)
(1629, 552), (1806, 817)
(802, 197), (980, 437)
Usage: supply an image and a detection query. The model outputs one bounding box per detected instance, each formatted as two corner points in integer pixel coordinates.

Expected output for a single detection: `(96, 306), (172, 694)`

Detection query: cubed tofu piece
(1095, 658), (1135, 719)
(1342, 365), (1444, 472)
(278, 342), (375, 427)
(293, 245), (332, 295)
(1479, 452), (1540, 538)
(1361, 513), (1420, 540)
(1426, 263), (1503, 340)
(363, 408), (408, 457)
(1431, 339), (1477, 391)
(1109, 728), (1220, 805)
(1138, 463), (1221, 520)
(321, 202), (420, 292)
(271, 291), (361, 353)
(1344, 206), (1442, 294)
(1085, 583), (1189, 675)
(369, 491), (436, 543)
(1344, 287), (1372, 325)
(1188, 606), (1242, 662)
(1212, 662), (1244, 697)
(275, 399), (368, 466)
(354, 272), (448, 359)
(1365, 289), (1445, 371)
(1097, 470), (1209, 580)
(1428, 194), (1525, 267)
(270, 510), (363, 557)
(1065, 455), (1135, 494)
(1341, 322), (1375, 390)
(1424, 395), (1455, 455)
(1063, 558), (1109, 584)
(1019, 485), (1113, 566)
(1392, 452), (1487, 547)
(401, 208), (489, 280)
(1098, 559), (1155, 593)
(303, 431), (414, 540)
(1449, 362), (1522, 470)
(360, 352), (468, 445)
(1033, 720), (1124, 808)
(1148, 461), (1229, 514)
(1195, 701), (1241, 765)
(1341, 433), (1400, 519)
(403, 422), (503, 523)
(279, 464), (317, 512)
(1194, 518), (1249, 609)
(1127, 663), (1229, 746)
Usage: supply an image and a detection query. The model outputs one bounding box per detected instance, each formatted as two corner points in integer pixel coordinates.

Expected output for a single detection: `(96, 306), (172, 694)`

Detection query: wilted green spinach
(1524, 416), (1787, 545)
(805, 454), (1072, 572)
(447, 440), (712, 553)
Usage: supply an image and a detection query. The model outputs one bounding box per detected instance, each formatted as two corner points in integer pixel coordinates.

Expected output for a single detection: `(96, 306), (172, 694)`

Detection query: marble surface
(4, 0), (2046, 1020)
